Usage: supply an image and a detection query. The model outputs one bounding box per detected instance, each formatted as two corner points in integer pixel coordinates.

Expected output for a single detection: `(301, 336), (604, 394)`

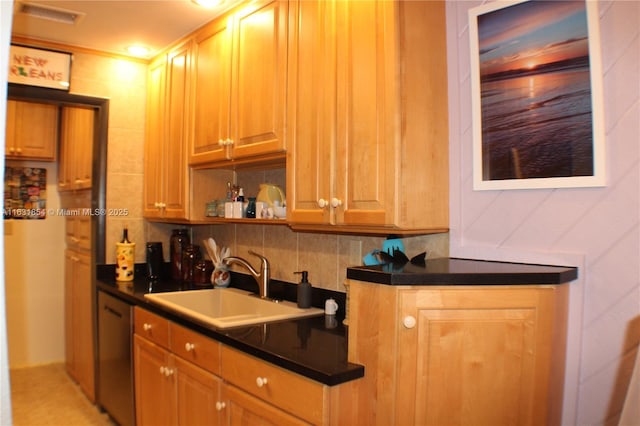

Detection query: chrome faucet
(223, 250), (270, 299)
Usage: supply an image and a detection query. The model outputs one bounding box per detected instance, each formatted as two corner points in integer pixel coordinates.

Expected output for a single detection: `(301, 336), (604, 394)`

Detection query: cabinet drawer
(170, 322), (221, 375)
(134, 307), (169, 349)
(65, 216), (91, 251)
(221, 346), (325, 424)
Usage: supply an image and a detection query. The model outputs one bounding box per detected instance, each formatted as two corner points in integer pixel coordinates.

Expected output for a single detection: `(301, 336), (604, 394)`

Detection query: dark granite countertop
(96, 265), (363, 386)
(347, 257), (578, 286)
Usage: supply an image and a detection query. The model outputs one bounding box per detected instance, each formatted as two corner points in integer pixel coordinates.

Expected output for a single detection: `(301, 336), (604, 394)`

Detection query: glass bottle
(170, 229), (189, 281)
(246, 197), (256, 218)
(181, 244), (201, 284)
(116, 226), (135, 281)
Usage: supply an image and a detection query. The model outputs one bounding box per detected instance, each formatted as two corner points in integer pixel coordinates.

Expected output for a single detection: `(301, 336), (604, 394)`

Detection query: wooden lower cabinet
(223, 383), (310, 426)
(134, 335), (223, 426)
(63, 190), (95, 402)
(134, 307), (359, 426)
(347, 280), (569, 426)
(64, 249), (95, 402)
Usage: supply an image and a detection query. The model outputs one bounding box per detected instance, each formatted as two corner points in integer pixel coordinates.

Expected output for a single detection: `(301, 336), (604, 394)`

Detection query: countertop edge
(95, 281), (364, 387)
(346, 257), (579, 286)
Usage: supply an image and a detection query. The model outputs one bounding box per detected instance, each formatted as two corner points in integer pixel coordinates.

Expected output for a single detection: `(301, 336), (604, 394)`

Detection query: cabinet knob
(215, 402), (226, 411)
(143, 323), (152, 331)
(185, 342), (195, 352)
(255, 377), (268, 388)
(403, 315), (417, 329)
(16, 148), (22, 154)
(159, 366), (174, 377)
(218, 139), (225, 146)
(8, 147), (15, 153)
(318, 199), (328, 208)
(226, 138), (234, 146)
(330, 198), (342, 208)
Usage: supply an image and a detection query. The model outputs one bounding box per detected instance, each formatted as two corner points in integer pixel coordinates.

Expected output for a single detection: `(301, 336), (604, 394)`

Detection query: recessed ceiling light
(127, 45), (150, 58)
(192, 0), (224, 8)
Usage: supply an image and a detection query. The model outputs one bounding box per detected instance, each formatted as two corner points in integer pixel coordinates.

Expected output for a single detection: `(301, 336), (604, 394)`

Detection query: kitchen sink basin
(144, 288), (323, 329)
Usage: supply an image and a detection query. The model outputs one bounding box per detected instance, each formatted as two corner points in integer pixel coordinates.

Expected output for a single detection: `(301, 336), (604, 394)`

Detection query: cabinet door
(230, 0), (287, 159)
(287, 0), (335, 225)
(174, 355), (223, 426)
(190, 17), (233, 165)
(134, 335), (176, 426)
(223, 384), (311, 426)
(334, 0), (396, 226)
(59, 106), (94, 191)
(64, 250), (76, 379)
(143, 56), (167, 218)
(397, 287), (563, 426)
(73, 250), (95, 402)
(65, 249), (95, 402)
(6, 100), (58, 161)
(163, 41), (191, 219)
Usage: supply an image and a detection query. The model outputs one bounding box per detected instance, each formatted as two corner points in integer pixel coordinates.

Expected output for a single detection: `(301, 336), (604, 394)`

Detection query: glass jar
(181, 244), (201, 284)
(170, 229), (190, 281)
(194, 259), (214, 286)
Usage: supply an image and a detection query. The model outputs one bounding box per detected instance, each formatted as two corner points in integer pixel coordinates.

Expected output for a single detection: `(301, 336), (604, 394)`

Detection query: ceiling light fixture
(127, 45), (151, 58)
(191, 0), (224, 9)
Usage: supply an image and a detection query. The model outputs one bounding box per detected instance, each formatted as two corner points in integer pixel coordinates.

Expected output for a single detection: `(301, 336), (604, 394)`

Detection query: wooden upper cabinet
(190, 16), (233, 165)
(6, 99), (58, 161)
(189, 0), (288, 167)
(287, 0), (449, 234)
(285, 0), (334, 225)
(144, 41), (191, 220)
(59, 106), (94, 191)
(143, 56), (166, 218)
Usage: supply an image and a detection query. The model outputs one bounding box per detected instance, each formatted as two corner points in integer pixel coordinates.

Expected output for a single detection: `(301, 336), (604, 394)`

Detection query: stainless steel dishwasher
(97, 290), (134, 426)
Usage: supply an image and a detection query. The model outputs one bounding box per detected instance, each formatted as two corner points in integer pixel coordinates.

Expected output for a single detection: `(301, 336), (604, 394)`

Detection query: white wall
(446, 1), (639, 425)
(4, 162), (65, 367)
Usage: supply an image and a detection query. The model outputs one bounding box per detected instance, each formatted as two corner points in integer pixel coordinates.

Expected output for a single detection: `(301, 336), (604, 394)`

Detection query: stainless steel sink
(144, 288), (323, 329)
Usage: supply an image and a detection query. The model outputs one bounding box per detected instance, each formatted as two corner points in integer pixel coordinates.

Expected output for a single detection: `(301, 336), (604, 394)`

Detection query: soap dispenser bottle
(295, 271), (312, 308)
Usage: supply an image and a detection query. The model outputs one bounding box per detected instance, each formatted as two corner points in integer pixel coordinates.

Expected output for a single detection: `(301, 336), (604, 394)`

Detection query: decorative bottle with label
(116, 226), (135, 281)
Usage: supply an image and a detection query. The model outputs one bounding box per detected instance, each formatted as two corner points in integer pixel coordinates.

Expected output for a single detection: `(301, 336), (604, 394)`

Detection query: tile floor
(10, 363), (115, 426)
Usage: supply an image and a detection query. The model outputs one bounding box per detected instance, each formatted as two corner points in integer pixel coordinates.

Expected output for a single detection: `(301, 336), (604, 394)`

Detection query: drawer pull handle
(185, 342), (195, 352)
(143, 323), (152, 331)
(215, 402), (226, 411)
(403, 315), (417, 329)
(256, 377), (268, 388)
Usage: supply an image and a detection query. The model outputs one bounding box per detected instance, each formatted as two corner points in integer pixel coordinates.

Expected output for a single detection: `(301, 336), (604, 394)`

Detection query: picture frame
(8, 44), (71, 91)
(469, 0), (605, 190)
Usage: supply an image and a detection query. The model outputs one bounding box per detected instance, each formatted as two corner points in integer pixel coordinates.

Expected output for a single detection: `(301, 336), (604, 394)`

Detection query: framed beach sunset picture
(469, 0), (605, 190)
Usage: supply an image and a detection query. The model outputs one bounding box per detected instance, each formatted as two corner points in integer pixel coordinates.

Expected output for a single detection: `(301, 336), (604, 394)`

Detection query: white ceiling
(10, 0), (236, 59)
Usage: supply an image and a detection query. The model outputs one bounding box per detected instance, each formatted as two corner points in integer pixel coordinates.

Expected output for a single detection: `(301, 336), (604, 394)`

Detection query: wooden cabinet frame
(347, 280), (569, 426)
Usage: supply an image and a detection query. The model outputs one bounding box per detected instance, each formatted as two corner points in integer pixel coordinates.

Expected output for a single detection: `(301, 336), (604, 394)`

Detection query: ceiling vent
(15, 2), (85, 25)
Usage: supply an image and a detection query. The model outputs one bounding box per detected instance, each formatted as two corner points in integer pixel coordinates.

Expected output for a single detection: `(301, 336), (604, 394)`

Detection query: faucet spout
(223, 250), (270, 299)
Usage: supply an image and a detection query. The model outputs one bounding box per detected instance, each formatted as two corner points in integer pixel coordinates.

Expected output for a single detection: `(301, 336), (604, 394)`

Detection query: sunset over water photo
(470, 0), (603, 187)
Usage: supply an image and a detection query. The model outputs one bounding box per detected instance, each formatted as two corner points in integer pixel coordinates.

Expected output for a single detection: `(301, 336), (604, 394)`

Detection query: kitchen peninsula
(97, 258), (576, 425)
